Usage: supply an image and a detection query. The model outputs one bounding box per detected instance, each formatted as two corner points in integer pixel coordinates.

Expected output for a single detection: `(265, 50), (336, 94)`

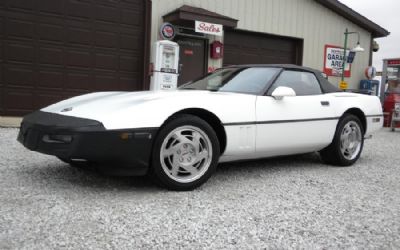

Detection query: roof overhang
(163, 5), (238, 29)
(314, 0), (389, 38)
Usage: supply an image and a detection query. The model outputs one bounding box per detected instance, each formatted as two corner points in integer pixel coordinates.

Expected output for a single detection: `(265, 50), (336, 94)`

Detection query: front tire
(150, 114), (220, 191)
(320, 114), (364, 166)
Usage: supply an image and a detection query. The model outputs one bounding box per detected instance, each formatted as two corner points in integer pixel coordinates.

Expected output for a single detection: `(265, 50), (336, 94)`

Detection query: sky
(339, 0), (400, 71)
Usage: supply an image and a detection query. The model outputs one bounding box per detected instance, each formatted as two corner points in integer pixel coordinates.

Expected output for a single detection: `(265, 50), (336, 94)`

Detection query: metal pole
(380, 59), (388, 103)
(341, 28), (348, 82)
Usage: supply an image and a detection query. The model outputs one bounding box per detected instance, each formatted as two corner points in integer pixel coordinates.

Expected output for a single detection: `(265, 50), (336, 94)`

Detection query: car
(18, 65), (383, 190)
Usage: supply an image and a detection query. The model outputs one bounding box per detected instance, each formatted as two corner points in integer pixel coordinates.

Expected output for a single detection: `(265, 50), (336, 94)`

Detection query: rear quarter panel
(328, 92), (383, 135)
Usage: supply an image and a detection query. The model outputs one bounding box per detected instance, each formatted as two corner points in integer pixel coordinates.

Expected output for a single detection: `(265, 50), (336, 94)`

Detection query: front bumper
(18, 111), (157, 176)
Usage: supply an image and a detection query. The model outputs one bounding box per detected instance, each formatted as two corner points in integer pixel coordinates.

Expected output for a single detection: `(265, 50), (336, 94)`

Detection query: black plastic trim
(223, 117), (340, 126)
(321, 101), (330, 106)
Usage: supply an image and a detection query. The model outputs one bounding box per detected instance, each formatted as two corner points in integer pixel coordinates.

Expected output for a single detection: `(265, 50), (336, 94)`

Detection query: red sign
(208, 66), (217, 73)
(210, 41), (223, 59)
(323, 45), (351, 77)
(198, 23), (220, 33)
(365, 66), (376, 79)
(388, 59), (400, 66)
(195, 21), (223, 36)
(160, 23), (176, 40)
(184, 49), (193, 55)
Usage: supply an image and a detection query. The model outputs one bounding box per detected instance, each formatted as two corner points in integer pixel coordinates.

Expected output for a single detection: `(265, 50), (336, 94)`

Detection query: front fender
(100, 92), (257, 130)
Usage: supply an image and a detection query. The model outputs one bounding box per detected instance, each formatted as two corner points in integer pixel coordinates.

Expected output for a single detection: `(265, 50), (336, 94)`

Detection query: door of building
(224, 30), (303, 66)
(0, 0), (149, 116)
(174, 36), (207, 86)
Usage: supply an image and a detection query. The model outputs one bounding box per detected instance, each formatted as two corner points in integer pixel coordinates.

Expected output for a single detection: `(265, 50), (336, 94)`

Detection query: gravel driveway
(1, 127), (399, 249)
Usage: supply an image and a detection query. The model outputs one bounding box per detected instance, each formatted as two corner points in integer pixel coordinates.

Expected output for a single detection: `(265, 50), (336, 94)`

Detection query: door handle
(321, 101), (330, 106)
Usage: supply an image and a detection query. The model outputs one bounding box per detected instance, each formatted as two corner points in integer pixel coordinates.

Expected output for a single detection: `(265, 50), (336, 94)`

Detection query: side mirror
(271, 86), (296, 100)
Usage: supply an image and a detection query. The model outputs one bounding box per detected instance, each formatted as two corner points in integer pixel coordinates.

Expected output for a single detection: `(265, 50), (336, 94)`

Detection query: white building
(152, 0), (388, 88)
(0, 0), (389, 121)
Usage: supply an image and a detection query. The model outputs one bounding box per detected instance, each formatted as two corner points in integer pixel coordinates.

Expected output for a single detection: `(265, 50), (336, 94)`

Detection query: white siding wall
(151, 0), (372, 89)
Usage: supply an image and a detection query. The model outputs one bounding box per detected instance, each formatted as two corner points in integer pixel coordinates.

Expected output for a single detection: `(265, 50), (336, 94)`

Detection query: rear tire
(150, 114), (220, 191)
(320, 114), (364, 166)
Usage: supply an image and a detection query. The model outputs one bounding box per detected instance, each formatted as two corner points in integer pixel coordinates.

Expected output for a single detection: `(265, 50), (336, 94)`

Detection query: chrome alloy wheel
(340, 121), (362, 160)
(160, 125), (213, 183)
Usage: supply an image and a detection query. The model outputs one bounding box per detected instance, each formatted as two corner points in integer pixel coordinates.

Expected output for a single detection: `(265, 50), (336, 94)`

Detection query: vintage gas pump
(381, 58), (400, 129)
(150, 40), (180, 91)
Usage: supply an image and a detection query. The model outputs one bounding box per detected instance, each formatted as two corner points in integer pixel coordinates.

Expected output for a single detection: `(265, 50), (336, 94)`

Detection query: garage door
(224, 30), (303, 66)
(0, 0), (149, 116)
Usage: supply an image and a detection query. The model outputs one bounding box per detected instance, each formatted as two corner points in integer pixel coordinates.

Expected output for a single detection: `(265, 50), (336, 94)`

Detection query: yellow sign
(339, 81), (348, 90)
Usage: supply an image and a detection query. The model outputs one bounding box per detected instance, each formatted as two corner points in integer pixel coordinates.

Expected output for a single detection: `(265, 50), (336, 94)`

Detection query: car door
(255, 70), (338, 157)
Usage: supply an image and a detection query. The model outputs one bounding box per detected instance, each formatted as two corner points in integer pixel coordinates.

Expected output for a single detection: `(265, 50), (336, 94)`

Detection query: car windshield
(179, 67), (280, 94)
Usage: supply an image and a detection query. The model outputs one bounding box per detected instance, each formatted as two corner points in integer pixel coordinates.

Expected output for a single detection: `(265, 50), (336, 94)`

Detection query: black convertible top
(224, 64), (341, 94)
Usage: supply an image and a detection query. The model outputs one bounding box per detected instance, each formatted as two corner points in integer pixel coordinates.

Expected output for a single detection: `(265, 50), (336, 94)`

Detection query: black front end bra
(18, 111), (157, 176)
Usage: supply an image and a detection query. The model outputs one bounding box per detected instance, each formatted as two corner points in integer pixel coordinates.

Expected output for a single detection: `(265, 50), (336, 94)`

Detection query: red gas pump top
(383, 93), (400, 127)
(384, 93), (400, 110)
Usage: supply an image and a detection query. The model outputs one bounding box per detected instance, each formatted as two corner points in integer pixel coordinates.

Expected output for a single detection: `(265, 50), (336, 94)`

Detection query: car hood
(41, 90), (256, 129)
(43, 91), (182, 114)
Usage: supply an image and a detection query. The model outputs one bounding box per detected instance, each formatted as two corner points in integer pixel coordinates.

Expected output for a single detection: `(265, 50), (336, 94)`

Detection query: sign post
(341, 28), (349, 83)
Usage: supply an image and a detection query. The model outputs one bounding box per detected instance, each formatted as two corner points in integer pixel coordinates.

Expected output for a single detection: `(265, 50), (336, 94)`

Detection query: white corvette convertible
(18, 65), (383, 190)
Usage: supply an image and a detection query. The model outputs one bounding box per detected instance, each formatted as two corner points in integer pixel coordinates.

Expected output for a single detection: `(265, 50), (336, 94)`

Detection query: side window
(267, 70), (322, 96)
